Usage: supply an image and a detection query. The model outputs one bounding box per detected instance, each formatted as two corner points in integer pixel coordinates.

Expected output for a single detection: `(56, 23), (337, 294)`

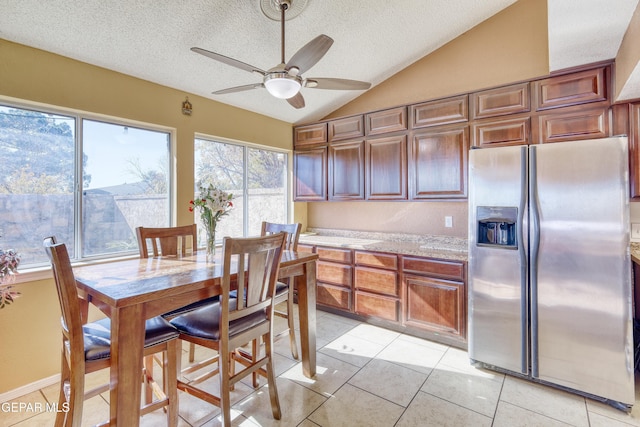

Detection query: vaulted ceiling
(1, 0), (638, 124)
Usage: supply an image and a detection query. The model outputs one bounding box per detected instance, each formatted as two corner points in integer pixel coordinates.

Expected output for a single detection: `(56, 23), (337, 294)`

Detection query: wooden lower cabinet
(316, 247), (353, 311)
(404, 274), (465, 336)
(309, 245), (467, 347)
(401, 255), (466, 345)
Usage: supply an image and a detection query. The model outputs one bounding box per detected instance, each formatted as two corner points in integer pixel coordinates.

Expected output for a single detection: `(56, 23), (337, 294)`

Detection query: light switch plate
(445, 216), (453, 228)
(632, 223), (640, 239)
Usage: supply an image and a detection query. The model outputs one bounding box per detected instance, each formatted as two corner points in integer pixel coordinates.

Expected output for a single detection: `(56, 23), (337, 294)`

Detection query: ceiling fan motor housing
(260, 0), (307, 21)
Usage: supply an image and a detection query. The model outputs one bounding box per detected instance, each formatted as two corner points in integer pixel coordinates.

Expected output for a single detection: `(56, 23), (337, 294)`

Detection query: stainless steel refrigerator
(468, 136), (634, 410)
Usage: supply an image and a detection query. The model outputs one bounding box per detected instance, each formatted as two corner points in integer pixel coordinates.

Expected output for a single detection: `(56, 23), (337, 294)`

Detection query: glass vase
(205, 226), (216, 261)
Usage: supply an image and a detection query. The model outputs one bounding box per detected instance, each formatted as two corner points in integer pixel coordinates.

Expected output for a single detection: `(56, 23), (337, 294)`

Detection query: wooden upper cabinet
(329, 115), (364, 142)
(536, 104), (609, 144)
(534, 67), (607, 111)
(365, 135), (407, 200)
(294, 123), (327, 147)
(409, 125), (469, 199)
(293, 147), (327, 201)
(329, 140), (365, 200)
(366, 107), (407, 136)
(472, 115), (531, 147)
(470, 83), (530, 119)
(411, 95), (469, 129)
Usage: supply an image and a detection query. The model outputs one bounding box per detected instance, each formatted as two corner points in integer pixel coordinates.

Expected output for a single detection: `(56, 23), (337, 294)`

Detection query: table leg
(297, 260), (317, 378)
(110, 304), (145, 426)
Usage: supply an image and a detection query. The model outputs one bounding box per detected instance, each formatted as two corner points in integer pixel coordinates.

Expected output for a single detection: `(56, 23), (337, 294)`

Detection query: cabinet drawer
(317, 283), (351, 310)
(355, 251), (398, 270)
(402, 256), (465, 281)
(355, 291), (399, 321)
(354, 266), (398, 297)
(404, 274), (464, 336)
(317, 261), (352, 287)
(297, 244), (315, 253)
(317, 247), (353, 264)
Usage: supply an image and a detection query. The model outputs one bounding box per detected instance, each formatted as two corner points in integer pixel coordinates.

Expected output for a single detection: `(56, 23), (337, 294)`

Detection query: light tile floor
(4, 305), (640, 426)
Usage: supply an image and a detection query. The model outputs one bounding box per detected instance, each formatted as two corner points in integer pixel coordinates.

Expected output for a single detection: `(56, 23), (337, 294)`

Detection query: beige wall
(308, 0), (548, 237)
(0, 39), (292, 394)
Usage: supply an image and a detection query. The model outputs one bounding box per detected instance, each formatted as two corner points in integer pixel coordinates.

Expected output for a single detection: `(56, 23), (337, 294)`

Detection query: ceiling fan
(191, 0), (371, 109)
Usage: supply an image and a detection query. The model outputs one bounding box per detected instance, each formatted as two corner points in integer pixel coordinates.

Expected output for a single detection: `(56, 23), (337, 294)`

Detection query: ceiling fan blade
(191, 47), (266, 76)
(286, 35), (334, 75)
(305, 78), (371, 90)
(213, 83), (264, 95)
(287, 92), (305, 109)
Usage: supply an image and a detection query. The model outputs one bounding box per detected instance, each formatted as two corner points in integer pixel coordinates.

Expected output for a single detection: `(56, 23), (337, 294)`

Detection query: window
(0, 103), (172, 267)
(194, 137), (288, 247)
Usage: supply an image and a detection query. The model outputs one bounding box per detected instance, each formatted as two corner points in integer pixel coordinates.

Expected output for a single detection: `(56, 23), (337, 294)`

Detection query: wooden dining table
(73, 249), (318, 427)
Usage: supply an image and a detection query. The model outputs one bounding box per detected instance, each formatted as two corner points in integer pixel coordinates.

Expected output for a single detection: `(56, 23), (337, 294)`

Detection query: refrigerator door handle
(529, 145), (540, 378)
(518, 146), (528, 374)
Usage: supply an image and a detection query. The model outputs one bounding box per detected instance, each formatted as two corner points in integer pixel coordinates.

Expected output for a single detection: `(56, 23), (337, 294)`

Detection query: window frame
(194, 133), (291, 242)
(0, 96), (176, 273)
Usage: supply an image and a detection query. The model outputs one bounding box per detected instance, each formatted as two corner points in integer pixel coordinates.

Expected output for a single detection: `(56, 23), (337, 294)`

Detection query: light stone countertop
(631, 242), (640, 264)
(299, 228), (468, 262)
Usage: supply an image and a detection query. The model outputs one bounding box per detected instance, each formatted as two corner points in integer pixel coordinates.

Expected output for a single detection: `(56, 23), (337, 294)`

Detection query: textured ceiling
(0, 0), (638, 124)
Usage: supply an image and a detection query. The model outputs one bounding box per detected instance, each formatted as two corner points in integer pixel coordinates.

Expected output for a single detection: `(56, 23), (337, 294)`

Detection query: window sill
(10, 254), (140, 285)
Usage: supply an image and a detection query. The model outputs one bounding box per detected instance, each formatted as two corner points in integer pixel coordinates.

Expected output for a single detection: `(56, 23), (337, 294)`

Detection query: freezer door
(532, 137), (634, 405)
(468, 145), (528, 374)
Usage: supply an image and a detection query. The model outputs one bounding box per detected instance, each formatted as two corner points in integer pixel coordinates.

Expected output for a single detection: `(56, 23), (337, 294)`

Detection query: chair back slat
(220, 233), (285, 333)
(136, 225), (197, 258)
(260, 222), (301, 251)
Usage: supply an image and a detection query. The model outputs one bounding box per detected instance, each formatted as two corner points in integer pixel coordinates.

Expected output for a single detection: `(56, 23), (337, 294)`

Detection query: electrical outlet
(445, 216), (453, 228)
(632, 223), (640, 239)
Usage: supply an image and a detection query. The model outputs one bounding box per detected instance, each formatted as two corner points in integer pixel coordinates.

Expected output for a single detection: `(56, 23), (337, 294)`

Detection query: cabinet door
(294, 123), (327, 147)
(534, 67), (607, 111)
(366, 135), (407, 200)
(294, 147), (327, 201)
(631, 103), (640, 198)
(409, 125), (469, 199)
(329, 140), (365, 200)
(536, 104), (609, 144)
(404, 274), (465, 337)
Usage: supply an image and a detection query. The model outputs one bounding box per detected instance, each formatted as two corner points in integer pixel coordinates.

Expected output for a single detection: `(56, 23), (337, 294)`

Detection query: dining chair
(43, 236), (180, 427)
(169, 232), (286, 427)
(261, 221), (302, 360)
(136, 224), (218, 363)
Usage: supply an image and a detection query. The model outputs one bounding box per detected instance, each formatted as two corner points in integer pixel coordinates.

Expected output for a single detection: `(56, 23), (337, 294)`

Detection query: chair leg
(286, 278), (299, 360)
(164, 340), (179, 427)
(143, 355), (155, 405)
(66, 357), (85, 427)
(264, 331), (281, 420)
(219, 348), (232, 427)
(189, 342), (196, 363)
(55, 350), (70, 427)
(252, 339), (260, 388)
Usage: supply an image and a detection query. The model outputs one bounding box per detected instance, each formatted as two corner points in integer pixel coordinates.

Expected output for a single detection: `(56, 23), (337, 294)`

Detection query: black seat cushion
(82, 316), (179, 361)
(161, 296), (220, 318)
(169, 298), (267, 341)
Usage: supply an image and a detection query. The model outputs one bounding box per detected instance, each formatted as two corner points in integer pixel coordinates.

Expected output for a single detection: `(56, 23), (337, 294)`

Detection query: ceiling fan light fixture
(264, 72), (301, 99)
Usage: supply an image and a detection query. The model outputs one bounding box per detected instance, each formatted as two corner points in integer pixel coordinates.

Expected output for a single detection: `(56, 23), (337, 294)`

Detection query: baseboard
(0, 374), (60, 403)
